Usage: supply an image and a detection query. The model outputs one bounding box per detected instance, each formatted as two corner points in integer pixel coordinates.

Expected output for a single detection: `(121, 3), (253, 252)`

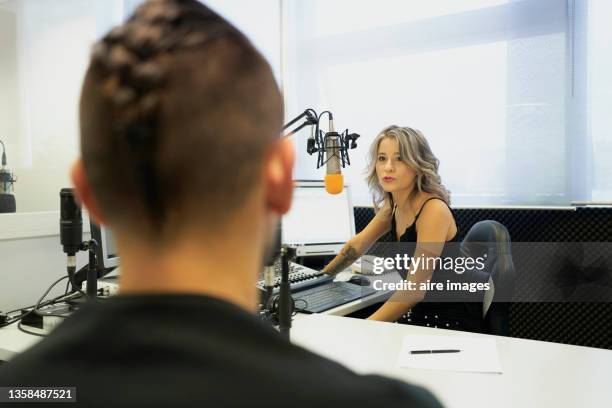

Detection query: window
(588, 0), (612, 201)
(284, 0), (586, 206)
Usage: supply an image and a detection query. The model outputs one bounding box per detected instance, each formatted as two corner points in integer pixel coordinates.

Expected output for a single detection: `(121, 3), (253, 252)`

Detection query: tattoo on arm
(322, 245), (360, 275)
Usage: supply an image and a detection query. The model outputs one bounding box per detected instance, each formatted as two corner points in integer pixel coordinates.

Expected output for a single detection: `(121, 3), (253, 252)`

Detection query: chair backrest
(460, 220), (515, 335)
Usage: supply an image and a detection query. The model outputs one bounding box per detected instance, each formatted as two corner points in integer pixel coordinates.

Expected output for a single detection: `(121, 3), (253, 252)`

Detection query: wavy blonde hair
(365, 125), (450, 212)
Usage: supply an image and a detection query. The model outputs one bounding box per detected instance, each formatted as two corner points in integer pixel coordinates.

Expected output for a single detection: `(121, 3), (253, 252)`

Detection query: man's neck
(116, 232), (262, 313)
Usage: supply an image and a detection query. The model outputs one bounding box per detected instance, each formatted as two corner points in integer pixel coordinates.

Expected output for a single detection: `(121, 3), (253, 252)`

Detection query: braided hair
(80, 0), (282, 237)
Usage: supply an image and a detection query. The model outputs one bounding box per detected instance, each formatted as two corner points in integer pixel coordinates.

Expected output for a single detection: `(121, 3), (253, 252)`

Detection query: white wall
(205, 0), (281, 85)
(0, 233), (90, 312)
(0, 0), (282, 310)
(2, 0), (282, 214)
(0, 6), (20, 161)
(0, 0), (117, 311)
(1, 0), (124, 214)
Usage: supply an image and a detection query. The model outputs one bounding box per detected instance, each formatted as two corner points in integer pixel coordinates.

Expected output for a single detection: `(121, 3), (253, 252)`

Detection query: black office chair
(460, 220), (515, 336)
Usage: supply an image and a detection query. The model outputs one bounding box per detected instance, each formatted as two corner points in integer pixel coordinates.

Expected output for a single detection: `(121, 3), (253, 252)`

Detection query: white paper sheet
(398, 334), (503, 374)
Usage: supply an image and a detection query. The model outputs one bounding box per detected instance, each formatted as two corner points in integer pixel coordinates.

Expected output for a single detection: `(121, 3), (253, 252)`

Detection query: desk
(0, 323), (42, 362)
(1, 310), (611, 407)
(323, 286), (390, 316)
(291, 313), (612, 408)
(0, 271), (386, 360)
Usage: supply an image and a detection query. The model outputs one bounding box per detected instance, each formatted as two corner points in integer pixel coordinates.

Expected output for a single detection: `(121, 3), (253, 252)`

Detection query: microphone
(60, 188), (83, 257)
(60, 188), (83, 291)
(283, 108), (359, 195)
(323, 116), (343, 195)
(0, 140), (17, 213)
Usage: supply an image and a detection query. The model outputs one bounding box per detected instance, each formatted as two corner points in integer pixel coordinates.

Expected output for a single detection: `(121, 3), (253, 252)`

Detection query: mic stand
(80, 240), (99, 299)
(270, 109), (321, 340)
(261, 241), (295, 340)
(278, 245), (295, 340)
(264, 108), (358, 339)
(66, 240), (100, 305)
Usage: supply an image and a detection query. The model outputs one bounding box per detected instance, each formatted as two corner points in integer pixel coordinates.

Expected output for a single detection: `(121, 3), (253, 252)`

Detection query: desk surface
(2, 310), (611, 408)
(0, 324), (42, 362)
(291, 313), (612, 408)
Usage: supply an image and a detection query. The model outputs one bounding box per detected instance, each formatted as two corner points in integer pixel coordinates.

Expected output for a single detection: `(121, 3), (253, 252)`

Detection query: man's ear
(70, 159), (108, 226)
(265, 138), (295, 215)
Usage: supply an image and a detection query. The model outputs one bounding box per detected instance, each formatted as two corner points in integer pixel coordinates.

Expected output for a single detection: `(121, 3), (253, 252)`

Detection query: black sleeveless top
(386, 197), (486, 333)
(390, 197), (458, 244)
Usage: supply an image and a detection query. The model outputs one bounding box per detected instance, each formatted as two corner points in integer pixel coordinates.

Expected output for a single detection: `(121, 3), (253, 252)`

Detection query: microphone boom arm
(282, 109), (318, 139)
(266, 108), (359, 339)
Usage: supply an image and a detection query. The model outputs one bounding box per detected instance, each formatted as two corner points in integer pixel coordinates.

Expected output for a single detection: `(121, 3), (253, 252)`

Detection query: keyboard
(292, 282), (377, 313)
(258, 261), (377, 313)
(257, 262), (332, 295)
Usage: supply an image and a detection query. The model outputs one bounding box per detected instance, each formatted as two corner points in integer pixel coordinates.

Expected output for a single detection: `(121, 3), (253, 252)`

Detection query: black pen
(409, 349), (461, 354)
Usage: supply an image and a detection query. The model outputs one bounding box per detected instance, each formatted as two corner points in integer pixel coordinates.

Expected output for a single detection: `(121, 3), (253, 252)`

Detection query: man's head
(72, 0), (293, 250)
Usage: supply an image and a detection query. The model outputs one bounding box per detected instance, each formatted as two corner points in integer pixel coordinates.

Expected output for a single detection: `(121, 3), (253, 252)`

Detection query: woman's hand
(322, 207), (393, 276)
(322, 243), (360, 276)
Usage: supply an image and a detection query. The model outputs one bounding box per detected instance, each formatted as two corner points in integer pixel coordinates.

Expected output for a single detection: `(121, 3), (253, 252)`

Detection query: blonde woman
(323, 126), (483, 331)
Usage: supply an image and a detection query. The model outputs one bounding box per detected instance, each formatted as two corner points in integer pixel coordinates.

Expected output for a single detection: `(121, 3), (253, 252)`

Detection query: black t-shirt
(0, 294), (443, 408)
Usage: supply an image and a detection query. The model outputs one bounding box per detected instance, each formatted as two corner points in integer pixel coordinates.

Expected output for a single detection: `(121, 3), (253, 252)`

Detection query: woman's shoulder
(415, 194), (452, 219)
